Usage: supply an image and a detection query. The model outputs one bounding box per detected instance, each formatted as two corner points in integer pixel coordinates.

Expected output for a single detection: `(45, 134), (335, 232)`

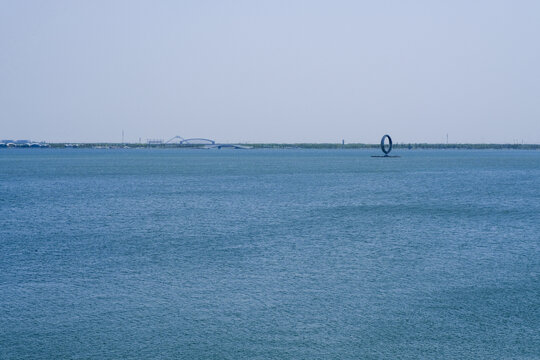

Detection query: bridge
(203, 144), (252, 149)
(163, 135), (251, 149)
(165, 136), (215, 145)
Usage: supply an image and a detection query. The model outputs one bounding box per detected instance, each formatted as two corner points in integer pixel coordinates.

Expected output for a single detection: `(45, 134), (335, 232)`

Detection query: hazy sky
(1, 0), (539, 143)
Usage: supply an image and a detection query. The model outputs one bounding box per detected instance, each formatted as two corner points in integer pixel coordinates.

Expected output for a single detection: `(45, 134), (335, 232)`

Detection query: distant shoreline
(6, 143), (538, 150)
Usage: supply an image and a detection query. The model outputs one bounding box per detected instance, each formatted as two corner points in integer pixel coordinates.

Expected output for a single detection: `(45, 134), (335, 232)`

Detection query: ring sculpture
(380, 134), (392, 155)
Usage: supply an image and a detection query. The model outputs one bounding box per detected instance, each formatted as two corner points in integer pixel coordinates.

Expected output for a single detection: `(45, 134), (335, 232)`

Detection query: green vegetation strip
(42, 143), (540, 150)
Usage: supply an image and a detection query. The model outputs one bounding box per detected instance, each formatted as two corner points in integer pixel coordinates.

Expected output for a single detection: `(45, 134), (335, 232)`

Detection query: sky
(1, 0), (539, 143)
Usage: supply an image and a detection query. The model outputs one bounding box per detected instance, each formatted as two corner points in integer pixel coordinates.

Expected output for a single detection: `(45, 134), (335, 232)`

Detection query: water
(1, 149), (539, 359)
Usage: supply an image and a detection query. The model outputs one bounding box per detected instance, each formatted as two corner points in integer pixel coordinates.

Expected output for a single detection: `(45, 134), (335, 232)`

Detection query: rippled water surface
(1, 149), (539, 359)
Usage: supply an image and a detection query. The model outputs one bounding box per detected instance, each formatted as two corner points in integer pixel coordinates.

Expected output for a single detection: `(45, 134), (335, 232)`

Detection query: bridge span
(165, 136), (215, 145)
(163, 135), (250, 149)
(203, 144), (252, 149)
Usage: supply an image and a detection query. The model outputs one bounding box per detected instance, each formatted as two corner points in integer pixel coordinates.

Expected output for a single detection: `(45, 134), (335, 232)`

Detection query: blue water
(1, 149), (539, 359)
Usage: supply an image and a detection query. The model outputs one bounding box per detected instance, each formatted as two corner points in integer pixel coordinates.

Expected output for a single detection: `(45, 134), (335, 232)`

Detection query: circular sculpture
(380, 134), (392, 155)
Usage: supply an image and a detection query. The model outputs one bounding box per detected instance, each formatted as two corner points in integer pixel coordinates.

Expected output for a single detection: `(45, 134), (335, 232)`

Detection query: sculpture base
(371, 155), (400, 158)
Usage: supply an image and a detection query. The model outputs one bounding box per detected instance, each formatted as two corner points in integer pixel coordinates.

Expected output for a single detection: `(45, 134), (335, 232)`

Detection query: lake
(1, 148), (539, 358)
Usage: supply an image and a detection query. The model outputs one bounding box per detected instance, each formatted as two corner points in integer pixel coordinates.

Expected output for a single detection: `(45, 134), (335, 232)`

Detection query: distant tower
(122, 130), (124, 144)
(446, 133), (448, 144)
(342, 139), (345, 146)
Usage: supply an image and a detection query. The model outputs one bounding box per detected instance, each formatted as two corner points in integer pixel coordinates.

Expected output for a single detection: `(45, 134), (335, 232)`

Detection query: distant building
(0, 139), (49, 148)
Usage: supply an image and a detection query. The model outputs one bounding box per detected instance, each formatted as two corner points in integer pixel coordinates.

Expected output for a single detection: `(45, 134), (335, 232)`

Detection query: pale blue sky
(1, 0), (539, 143)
